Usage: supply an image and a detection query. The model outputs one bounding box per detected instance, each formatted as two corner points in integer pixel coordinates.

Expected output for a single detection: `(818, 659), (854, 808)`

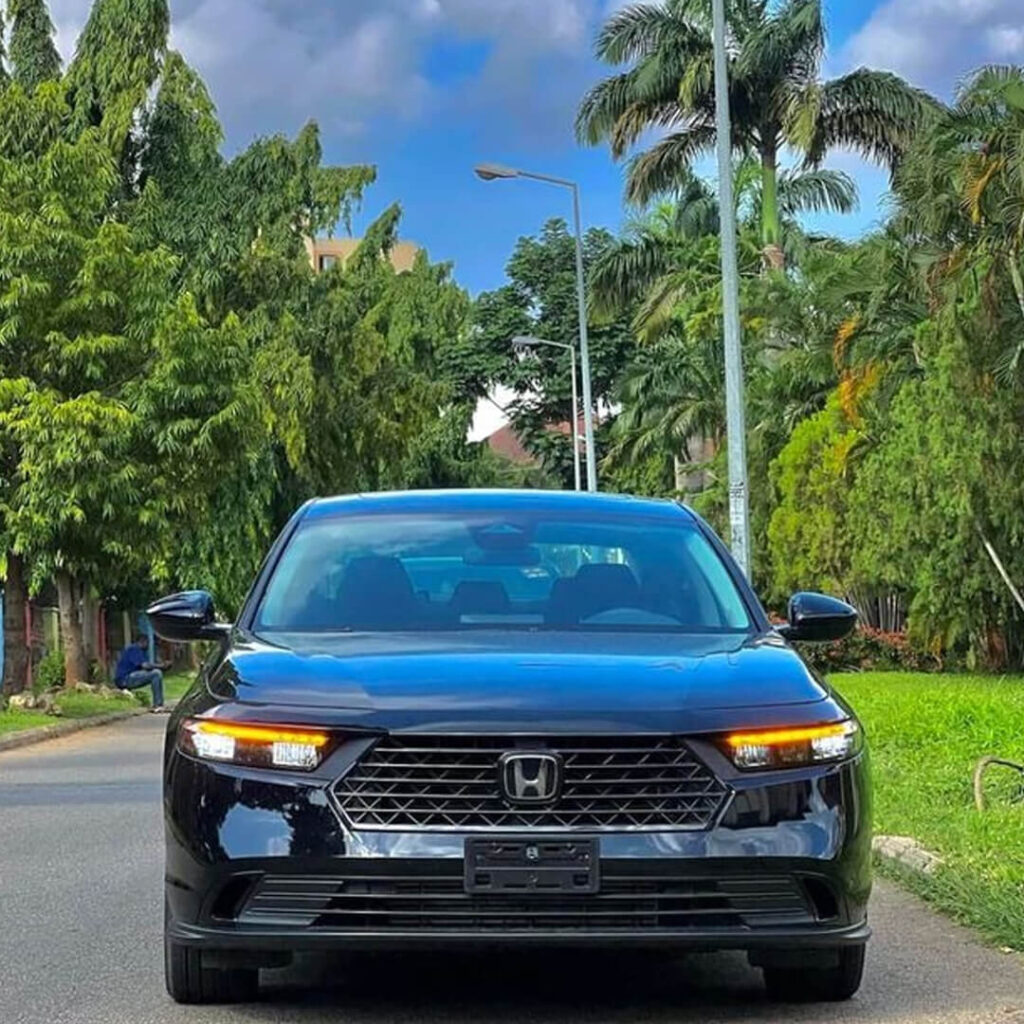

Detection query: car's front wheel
(763, 944), (866, 1002)
(164, 907), (258, 1005)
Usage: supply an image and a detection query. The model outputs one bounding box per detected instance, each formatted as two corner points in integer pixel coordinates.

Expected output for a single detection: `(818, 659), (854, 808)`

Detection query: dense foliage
(469, 220), (636, 488)
(570, 3), (1024, 670)
(577, 0), (935, 269)
(0, 0), (500, 691)
(1, 0), (1023, 688)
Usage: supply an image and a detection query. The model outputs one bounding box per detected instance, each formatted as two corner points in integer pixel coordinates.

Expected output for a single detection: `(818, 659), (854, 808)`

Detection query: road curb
(873, 834), (945, 876)
(0, 709), (149, 754)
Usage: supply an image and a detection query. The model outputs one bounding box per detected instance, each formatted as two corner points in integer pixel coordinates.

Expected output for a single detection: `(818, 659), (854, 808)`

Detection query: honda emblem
(498, 752), (562, 805)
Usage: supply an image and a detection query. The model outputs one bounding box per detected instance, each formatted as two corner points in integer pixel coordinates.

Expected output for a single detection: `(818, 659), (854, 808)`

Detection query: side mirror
(146, 591), (231, 643)
(778, 592), (857, 643)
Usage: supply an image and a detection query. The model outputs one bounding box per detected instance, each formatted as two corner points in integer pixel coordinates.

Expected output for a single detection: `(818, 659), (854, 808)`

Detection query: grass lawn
(0, 709), (54, 736)
(832, 672), (1024, 950)
(0, 670), (199, 737)
(163, 671), (196, 703)
(0, 688), (143, 736)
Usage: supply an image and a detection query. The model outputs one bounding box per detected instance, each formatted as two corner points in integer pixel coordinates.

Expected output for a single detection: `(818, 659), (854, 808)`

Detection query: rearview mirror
(147, 591), (231, 643)
(778, 592), (857, 644)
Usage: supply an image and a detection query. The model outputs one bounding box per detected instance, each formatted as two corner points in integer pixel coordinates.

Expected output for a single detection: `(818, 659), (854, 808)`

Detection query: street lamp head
(511, 336), (560, 357)
(474, 162), (521, 181)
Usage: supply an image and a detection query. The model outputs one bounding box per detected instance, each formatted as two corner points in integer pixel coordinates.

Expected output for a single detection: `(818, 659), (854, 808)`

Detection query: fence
(1, 596), (172, 690)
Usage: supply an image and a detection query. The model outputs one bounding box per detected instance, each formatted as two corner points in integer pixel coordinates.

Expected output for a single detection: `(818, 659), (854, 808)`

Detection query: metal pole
(569, 345), (581, 491)
(570, 184), (598, 491)
(711, 0), (751, 577)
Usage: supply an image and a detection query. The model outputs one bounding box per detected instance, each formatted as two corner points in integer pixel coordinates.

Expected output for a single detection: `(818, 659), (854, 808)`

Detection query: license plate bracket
(464, 837), (599, 895)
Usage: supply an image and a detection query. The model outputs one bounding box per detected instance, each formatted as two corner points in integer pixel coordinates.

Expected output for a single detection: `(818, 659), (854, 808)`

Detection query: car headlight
(721, 720), (862, 770)
(178, 718), (332, 771)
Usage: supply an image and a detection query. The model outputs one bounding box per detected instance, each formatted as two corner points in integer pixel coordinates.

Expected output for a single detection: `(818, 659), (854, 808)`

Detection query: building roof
(485, 423), (534, 464)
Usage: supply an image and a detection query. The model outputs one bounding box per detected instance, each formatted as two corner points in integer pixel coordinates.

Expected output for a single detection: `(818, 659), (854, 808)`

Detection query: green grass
(0, 670), (198, 738)
(0, 687), (143, 736)
(832, 671), (1024, 950)
(0, 709), (55, 736)
(163, 671), (196, 704)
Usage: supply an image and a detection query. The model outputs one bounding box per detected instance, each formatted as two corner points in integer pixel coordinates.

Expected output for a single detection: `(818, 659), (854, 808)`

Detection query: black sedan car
(153, 490), (869, 1005)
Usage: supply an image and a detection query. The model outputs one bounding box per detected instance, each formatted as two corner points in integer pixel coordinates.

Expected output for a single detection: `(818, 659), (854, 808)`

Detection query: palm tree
(893, 65), (1024, 380)
(590, 159), (857, 332)
(608, 331), (727, 489)
(577, 0), (936, 269)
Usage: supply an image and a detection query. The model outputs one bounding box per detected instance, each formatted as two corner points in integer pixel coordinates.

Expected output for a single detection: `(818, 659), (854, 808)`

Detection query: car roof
(303, 489), (695, 523)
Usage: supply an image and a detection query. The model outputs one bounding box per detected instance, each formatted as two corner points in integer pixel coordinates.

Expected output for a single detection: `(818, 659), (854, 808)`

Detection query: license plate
(464, 837), (599, 895)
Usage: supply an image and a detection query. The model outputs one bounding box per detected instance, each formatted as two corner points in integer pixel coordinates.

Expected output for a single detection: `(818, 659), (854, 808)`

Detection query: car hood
(206, 630), (841, 734)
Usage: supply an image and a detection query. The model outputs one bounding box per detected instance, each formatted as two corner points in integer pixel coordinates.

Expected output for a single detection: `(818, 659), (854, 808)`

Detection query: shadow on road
(232, 948), (874, 1023)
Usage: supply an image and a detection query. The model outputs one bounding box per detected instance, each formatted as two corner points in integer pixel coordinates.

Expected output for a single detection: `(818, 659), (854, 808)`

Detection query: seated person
(114, 635), (170, 712)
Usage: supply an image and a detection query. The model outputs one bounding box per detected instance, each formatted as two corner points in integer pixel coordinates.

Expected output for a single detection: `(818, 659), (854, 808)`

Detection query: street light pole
(568, 183), (598, 493)
(569, 344), (581, 493)
(710, 0), (752, 577)
(512, 335), (582, 492)
(476, 163), (599, 492)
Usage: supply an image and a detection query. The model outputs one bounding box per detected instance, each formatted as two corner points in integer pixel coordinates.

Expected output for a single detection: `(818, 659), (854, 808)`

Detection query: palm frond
(576, 66), (685, 155)
(804, 69), (942, 171)
(589, 234), (680, 316)
(779, 168), (859, 216)
(595, 3), (689, 64)
(625, 121), (717, 205)
(736, 0), (824, 91)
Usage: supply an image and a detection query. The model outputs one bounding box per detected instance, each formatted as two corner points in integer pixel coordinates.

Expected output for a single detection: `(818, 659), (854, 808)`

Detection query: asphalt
(0, 716), (1021, 1024)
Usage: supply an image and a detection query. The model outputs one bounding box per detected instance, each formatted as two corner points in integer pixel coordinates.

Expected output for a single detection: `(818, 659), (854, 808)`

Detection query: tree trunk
(2, 551), (30, 696)
(56, 571), (88, 687)
(760, 146), (784, 272)
(81, 588), (99, 662)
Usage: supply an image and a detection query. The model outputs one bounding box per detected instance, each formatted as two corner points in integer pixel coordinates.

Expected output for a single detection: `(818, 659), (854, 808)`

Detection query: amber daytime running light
(179, 719), (332, 771)
(722, 720), (862, 770)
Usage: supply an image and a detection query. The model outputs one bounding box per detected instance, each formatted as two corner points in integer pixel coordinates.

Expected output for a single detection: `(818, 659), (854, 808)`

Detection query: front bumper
(168, 913), (871, 952)
(164, 746), (871, 953)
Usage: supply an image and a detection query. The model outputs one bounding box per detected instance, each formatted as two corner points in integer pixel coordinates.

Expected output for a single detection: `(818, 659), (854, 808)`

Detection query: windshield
(255, 511), (752, 635)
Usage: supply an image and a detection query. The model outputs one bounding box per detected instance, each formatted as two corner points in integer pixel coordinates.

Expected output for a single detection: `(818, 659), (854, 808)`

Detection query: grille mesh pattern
(333, 735), (728, 830)
(238, 868), (813, 932)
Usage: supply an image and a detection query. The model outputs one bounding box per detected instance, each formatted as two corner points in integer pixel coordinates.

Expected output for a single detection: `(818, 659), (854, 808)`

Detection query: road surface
(1, 716), (1021, 1024)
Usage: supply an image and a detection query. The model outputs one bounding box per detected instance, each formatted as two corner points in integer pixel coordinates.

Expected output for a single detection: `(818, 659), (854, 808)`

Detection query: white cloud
(46, 0), (600, 145)
(987, 25), (1024, 56)
(841, 0), (1024, 95)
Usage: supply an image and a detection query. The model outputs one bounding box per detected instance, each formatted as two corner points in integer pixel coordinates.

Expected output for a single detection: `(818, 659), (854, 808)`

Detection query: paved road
(1, 717), (1021, 1024)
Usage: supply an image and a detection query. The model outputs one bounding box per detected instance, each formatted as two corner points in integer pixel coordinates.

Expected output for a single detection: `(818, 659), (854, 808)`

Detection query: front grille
(333, 735), (729, 831)
(237, 865), (814, 932)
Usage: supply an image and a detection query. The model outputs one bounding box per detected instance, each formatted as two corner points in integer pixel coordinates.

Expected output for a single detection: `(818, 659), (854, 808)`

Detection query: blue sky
(50, 0), (1024, 295)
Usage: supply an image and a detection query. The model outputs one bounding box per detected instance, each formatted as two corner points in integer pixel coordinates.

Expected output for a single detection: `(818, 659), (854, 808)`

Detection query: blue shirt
(115, 645), (146, 684)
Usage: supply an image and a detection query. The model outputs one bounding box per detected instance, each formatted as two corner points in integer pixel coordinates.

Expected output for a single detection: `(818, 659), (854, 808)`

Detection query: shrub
(798, 626), (942, 674)
(33, 649), (65, 694)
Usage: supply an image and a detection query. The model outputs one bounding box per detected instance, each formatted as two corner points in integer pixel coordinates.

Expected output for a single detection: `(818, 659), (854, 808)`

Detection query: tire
(164, 924), (259, 1004)
(763, 944), (866, 1002)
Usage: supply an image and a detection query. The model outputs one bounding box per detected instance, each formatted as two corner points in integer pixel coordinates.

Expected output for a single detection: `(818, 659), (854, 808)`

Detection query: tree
(0, 83), (166, 684)
(577, 0), (934, 268)
(767, 393), (861, 600)
(0, 83), (289, 683)
(65, 0), (170, 179)
(470, 220), (636, 485)
(590, 159), (857, 334)
(894, 65), (1024, 382)
(7, 0), (61, 91)
(0, 2), (486, 688)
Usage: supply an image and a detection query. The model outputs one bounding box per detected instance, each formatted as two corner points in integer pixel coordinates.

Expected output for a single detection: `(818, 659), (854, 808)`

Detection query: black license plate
(464, 837), (599, 895)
